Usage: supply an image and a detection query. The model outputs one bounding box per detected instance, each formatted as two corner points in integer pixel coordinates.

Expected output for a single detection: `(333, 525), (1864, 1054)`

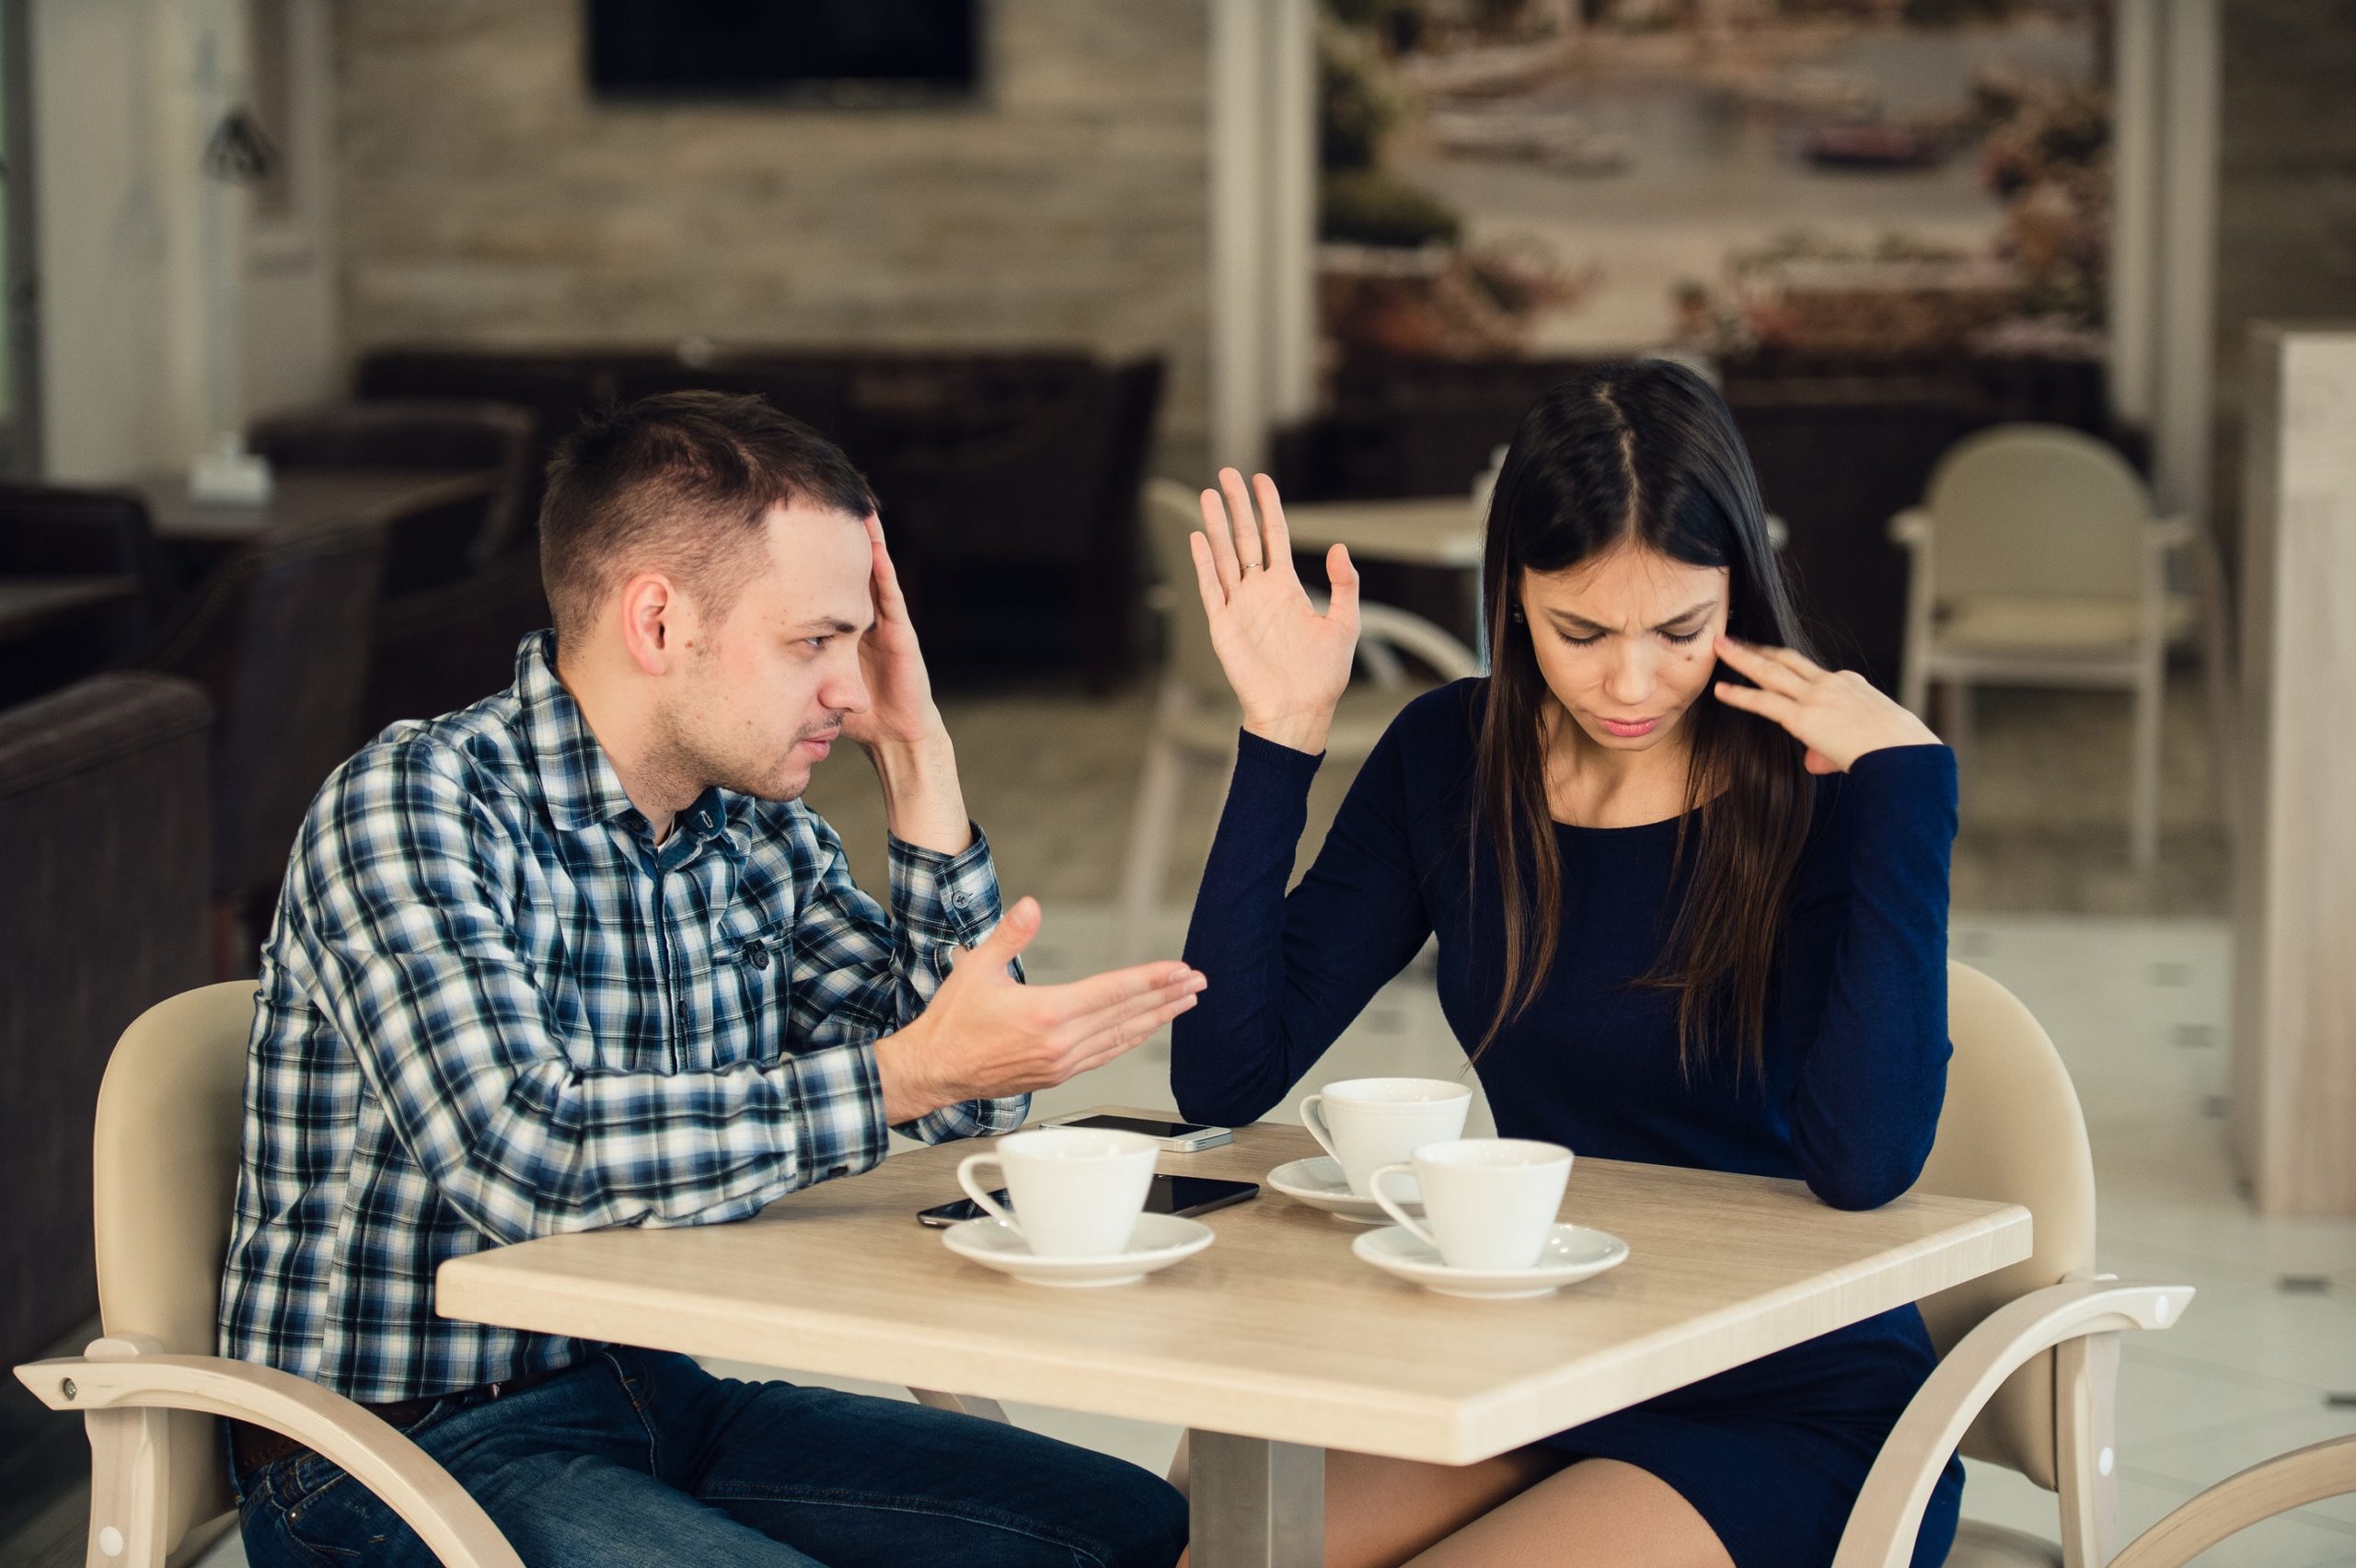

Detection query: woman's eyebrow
(1544, 599), (1718, 634)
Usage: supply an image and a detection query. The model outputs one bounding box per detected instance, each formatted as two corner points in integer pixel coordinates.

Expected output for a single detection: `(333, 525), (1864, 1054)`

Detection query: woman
(1171, 360), (1957, 1568)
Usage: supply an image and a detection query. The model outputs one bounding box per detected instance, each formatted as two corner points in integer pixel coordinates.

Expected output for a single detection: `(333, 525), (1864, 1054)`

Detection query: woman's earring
(1507, 605), (1525, 624)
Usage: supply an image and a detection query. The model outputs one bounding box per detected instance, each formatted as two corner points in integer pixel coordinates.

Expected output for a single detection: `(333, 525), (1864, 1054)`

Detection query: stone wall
(334, 0), (1210, 469)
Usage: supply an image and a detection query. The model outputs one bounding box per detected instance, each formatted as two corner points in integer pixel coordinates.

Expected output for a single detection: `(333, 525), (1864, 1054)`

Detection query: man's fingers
(1057, 993), (1201, 1080)
(1035, 960), (1202, 1023)
(1053, 971), (1207, 1050)
(1197, 488), (1242, 592)
(866, 519), (911, 618)
(1218, 467), (1264, 572)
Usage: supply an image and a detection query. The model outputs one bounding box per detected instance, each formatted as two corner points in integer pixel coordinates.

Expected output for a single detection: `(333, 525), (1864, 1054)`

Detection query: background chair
(0, 674), (211, 1376)
(1888, 424), (2207, 871)
(10, 984), (521, 1568)
(1832, 963), (2195, 1567)
(1118, 478), (1480, 961)
(136, 522), (387, 975)
(0, 485), (181, 705)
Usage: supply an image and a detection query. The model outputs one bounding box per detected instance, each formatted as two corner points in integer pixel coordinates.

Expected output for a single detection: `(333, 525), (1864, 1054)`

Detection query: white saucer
(1352, 1222), (1630, 1299)
(941, 1212), (1215, 1287)
(1266, 1157), (1423, 1225)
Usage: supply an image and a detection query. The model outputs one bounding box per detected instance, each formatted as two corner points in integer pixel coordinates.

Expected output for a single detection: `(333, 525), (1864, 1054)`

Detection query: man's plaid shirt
(219, 632), (1026, 1402)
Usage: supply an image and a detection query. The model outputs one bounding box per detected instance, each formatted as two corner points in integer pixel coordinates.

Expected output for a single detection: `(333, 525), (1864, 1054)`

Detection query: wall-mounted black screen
(588, 1), (980, 101)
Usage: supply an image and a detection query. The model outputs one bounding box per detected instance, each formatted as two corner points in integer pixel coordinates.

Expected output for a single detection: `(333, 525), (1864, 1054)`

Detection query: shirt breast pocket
(716, 922), (794, 1065)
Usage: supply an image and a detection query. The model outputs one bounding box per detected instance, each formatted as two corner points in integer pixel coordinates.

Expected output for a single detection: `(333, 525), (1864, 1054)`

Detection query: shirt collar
(513, 632), (747, 857)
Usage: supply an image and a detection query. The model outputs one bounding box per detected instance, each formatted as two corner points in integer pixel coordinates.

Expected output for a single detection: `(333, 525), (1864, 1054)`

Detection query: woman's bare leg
(1405, 1457), (1735, 1568)
(1322, 1447), (1569, 1568)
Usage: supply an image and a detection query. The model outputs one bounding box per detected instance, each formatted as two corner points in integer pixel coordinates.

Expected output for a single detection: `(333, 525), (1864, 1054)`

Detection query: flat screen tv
(587, 1), (981, 103)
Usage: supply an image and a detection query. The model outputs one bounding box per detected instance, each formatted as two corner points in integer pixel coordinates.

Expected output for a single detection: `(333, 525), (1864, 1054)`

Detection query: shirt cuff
(783, 1040), (893, 1184)
(1234, 727), (1327, 779)
(887, 823), (1002, 947)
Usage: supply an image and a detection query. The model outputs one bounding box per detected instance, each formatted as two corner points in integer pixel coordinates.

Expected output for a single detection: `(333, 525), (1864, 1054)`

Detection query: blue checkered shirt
(219, 632), (1026, 1402)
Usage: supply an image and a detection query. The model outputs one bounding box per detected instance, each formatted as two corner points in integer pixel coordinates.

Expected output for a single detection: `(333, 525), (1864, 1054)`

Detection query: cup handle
(955, 1154), (1021, 1236)
(1369, 1162), (1439, 1249)
(1299, 1094), (1340, 1164)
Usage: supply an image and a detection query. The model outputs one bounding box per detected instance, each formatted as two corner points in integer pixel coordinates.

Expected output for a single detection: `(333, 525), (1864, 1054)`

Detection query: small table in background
(133, 467), (501, 548)
(437, 1109), (2029, 1567)
(0, 575), (140, 644)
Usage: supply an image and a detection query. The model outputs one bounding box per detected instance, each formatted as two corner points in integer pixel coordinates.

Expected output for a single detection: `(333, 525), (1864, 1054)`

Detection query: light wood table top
(1284, 497), (1485, 570)
(0, 575), (139, 642)
(133, 467), (499, 545)
(438, 1112), (2030, 1467)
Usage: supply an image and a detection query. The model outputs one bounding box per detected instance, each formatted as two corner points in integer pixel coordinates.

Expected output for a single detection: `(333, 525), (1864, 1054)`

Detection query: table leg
(1185, 1431), (1323, 1568)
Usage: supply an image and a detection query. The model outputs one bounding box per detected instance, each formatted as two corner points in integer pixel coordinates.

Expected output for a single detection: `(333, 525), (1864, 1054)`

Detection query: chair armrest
(2108, 1435), (2356, 1568)
(1355, 603), (1481, 682)
(1888, 508), (1934, 550)
(1831, 1280), (2193, 1568)
(16, 1338), (524, 1568)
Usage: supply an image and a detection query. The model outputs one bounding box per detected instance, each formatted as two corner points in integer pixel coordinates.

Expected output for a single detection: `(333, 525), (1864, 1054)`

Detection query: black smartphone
(917, 1172), (1259, 1228)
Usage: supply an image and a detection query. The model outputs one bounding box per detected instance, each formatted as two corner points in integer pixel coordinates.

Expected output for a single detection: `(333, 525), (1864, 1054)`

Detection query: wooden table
(0, 575), (139, 643)
(438, 1114), (2029, 1566)
(133, 467), (499, 546)
(1285, 497), (1484, 570)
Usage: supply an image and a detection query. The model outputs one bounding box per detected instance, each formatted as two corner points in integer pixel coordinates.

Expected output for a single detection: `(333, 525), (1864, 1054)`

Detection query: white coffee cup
(1369, 1138), (1573, 1271)
(955, 1127), (1158, 1259)
(1299, 1078), (1473, 1195)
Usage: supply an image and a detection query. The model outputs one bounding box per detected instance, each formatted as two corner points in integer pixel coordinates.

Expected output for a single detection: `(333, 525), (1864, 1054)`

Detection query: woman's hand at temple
(1191, 468), (1360, 755)
(1711, 636), (1941, 774)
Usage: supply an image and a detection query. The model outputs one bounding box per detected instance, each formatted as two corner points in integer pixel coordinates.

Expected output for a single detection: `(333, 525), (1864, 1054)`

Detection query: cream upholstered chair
(11, 984), (522, 1568)
(1888, 426), (2202, 873)
(1832, 963), (2194, 1567)
(1118, 478), (1480, 960)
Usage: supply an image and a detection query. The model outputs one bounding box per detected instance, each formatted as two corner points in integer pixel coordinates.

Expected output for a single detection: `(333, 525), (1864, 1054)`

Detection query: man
(219, 391), (1201, 1567)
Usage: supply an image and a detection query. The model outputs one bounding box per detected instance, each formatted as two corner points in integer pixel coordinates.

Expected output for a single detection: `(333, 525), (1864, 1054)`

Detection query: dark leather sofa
(0, 673), (212, 1369)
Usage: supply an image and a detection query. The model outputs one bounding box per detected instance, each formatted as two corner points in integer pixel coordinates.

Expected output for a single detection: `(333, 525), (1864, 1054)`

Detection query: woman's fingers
(1714, 636), (1812, 698)
(1252, 473), (1297, 582)
(1713, 678), (1800, 729)
(1197, 488), (1242, 593)
(1218, 467), (1265, 573)
(1187, 532), (1227, 619)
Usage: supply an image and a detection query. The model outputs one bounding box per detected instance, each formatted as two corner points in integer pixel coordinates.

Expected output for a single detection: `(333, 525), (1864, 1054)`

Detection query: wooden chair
(11, 983), (521, 1568)
(1832, 963), (2195, 1566)
(1887, 425), (2209, 872)
(1118, 478), (1480, 961)
(5, 984), (1058, 1564)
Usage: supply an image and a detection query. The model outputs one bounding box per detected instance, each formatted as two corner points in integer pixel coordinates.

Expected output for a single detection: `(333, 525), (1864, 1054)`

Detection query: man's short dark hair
(539, 390), (878, 640)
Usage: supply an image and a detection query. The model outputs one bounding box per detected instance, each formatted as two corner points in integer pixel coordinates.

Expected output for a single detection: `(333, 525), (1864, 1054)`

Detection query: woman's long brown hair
(1473, 361), (1815, 1079)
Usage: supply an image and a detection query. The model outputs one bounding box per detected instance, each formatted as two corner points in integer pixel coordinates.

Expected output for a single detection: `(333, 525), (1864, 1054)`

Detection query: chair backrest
(92, 981), (261, 1551)
(1142, 478), (1229, 698)
(141, 521), (388, 899)
(248, 399), (540, 568)
(1913, 961), (2098, 1491)
(1923, 424), (2153, 602)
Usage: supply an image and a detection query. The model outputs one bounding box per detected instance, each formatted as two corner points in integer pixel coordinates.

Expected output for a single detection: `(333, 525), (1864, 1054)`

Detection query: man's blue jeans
(230, 1346), (1189, 1567)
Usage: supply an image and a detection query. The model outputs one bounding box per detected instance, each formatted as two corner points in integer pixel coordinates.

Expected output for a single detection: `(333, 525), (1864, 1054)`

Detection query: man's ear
(617, 571), (692, 675)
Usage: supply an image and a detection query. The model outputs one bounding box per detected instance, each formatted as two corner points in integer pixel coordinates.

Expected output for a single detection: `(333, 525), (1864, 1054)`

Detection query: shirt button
(744, 942), (770, 971)
(949, 892), (971, 910)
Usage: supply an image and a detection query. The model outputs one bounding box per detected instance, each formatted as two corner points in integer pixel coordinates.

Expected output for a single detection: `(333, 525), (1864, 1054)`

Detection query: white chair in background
(1118, 478), (1480, 962)
(1888, 425), (2208, 872)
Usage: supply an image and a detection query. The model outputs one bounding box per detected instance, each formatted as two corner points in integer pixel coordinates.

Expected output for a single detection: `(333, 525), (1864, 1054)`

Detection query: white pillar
(2152, 0), (2219, 522)
(2106, 0), (2161, 430)
(1208, 0), (1318, 473)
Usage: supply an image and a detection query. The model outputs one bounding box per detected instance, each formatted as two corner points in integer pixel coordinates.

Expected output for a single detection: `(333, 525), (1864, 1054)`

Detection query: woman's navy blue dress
(1172, 680), (1963, 1568)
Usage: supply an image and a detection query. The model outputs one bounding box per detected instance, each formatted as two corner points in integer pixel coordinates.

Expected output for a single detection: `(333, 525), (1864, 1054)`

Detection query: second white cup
(1299, 1077), (1473, 1195)
(1369, 1138), (1573, 1270)
(956, 1127), (1158, 1259)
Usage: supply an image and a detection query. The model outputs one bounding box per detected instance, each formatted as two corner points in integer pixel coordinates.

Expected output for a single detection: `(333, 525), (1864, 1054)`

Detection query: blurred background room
(4, 1), (2352, 1563)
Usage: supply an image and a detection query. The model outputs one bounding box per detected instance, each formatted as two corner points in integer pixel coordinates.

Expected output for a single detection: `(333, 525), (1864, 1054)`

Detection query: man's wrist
(873, 1018), (949, 1126)
(866, 727), (973, 855)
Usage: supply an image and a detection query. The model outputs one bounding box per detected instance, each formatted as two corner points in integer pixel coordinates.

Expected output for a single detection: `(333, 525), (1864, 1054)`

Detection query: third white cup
(1369, 1138), (1572, 1271)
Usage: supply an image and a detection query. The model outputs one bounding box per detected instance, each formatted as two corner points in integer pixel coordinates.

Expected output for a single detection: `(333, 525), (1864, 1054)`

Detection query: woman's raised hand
(1712, 636), (1940, 773)
(1191, 468), (1359, 755)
